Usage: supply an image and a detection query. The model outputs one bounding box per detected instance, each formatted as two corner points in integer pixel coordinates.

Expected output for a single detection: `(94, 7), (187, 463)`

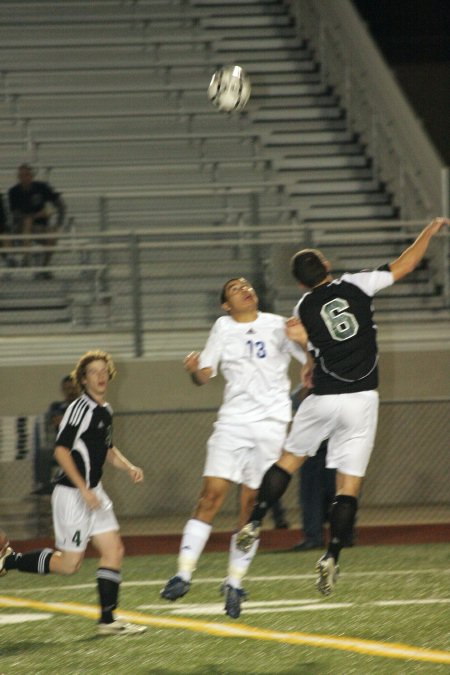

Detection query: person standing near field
(236, 217), (448, 595)
(0, 350), (146, 636)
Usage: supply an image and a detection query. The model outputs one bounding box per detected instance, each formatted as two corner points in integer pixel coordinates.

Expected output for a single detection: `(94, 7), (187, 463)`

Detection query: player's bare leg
(236, 452), (306, 552)
(49, 550), (84, 575)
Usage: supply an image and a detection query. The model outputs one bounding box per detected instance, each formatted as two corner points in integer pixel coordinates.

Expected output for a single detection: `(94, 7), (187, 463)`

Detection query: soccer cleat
(223, 584), (247, 619)
(97, 619), (147, 636)
(220, 581), (248, 600)
(160, 575), (191, 601)
(316, 555), (339, 596)
(235, 521), (260, 553)
(0, 546), (13, 577)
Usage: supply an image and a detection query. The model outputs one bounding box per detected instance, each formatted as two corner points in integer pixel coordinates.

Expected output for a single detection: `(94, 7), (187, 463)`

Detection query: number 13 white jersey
(199, 311), (306, 424)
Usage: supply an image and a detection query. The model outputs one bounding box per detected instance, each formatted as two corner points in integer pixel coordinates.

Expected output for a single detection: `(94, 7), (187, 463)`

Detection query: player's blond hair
(71, 350), (117, 391)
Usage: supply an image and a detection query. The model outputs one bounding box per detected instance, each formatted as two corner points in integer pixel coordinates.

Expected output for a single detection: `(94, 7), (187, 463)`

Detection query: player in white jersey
(236, 217), (448, 595)
(161, 277), (306, 618)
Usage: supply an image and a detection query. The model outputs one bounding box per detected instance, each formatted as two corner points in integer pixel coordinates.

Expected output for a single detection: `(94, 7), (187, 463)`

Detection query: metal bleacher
(0, 0), (397, 223)
(0, 0), (448, 361)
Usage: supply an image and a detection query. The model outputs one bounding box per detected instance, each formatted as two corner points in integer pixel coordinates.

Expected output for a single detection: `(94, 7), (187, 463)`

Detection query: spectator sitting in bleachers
(8, 164), (65, 278)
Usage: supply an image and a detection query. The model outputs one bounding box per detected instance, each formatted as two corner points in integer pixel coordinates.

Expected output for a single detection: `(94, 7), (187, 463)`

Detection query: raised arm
(390, 217), (448, 282)
(184, 351), (212, 386)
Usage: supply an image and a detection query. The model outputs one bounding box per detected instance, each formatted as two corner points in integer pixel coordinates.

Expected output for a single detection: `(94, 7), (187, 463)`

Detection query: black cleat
(224, 584), (247, 619)
(160, 575), (191, 601)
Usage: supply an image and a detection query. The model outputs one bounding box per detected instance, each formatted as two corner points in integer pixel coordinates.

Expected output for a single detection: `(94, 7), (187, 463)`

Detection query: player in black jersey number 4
(0, 350), (146, 636)
(236, 217), (448, 595)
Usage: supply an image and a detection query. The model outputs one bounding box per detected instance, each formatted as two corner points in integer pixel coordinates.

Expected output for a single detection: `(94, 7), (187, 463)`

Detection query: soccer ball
(207, 65), (251, 113)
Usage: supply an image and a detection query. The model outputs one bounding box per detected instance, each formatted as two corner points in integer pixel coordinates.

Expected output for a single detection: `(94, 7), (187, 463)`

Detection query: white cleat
(97, 619), (147, 636)
(316, 555), (339, 596)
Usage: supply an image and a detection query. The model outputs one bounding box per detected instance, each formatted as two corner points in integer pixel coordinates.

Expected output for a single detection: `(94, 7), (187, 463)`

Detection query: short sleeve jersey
(8, 180), (60, 217)
(199, 311), (306, 423)
(295, 268), (394, 394)
(54, 393), (113, 488)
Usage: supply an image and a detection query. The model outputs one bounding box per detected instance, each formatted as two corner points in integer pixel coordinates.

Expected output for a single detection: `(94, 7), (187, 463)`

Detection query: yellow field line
(1, 595), (449, 665)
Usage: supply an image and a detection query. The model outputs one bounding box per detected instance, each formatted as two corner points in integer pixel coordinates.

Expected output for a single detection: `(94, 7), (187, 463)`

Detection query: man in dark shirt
(8, 163), (65, 276)
(33, 374), (78, 495)
(0, 350), (146, 636)
(236, 216), (448, 596)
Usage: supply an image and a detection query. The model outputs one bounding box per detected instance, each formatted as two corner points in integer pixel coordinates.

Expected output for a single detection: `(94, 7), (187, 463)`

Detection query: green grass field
(1, 543), (449, 674)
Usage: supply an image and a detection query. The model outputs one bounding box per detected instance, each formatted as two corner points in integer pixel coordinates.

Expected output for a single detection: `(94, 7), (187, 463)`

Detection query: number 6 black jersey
(295, 266), (394, 394)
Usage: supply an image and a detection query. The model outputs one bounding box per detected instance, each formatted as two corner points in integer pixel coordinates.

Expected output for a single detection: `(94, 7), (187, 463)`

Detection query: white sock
(226, 532), (259, 589)
(177, 518), (212, 582)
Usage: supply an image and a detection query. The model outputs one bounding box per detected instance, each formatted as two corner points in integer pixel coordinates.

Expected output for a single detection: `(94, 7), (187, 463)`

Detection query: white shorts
(204, 418), (287, 489)
(52, 483), (119, 552)
(284, 391), (379, 477)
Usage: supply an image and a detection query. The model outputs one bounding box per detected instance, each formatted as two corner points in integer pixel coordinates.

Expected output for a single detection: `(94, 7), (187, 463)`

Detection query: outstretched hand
(427, 217), (449, 236)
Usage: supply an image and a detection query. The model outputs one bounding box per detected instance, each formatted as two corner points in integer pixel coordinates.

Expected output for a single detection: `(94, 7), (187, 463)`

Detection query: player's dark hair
(220, 277), (241, 304)
(291, 249), (328, 288)
(71, 350), (117, 391)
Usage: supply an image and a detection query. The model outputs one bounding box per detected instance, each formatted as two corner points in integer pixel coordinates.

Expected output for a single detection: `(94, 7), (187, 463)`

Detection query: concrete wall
(1, 350), (448, 533)
(1, 350), (449, 416)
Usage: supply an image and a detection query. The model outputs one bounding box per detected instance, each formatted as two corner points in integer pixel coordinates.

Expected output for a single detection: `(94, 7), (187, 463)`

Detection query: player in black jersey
(0, 350), (146, 636)
(236, 217), (448, 594)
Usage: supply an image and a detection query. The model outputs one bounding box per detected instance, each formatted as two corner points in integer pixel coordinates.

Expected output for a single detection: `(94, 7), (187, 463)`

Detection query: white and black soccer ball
(207, 65), (251, 113)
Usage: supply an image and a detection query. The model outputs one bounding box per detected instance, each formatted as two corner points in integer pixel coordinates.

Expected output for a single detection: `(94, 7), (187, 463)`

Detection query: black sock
(327, 495), (358, 562)
(96, 567), (121, 624)
(250, 464), (292, 524)
(5, 549), (53, 574)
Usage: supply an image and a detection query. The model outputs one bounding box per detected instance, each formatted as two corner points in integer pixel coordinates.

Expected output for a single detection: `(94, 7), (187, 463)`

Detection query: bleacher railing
(288, 0), (449, 220)
(0, 219), (448, 357)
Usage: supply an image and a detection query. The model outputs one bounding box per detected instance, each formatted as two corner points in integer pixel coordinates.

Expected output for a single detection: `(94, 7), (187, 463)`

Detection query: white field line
(3, 567), (449, 595)
(152, 602), (355, 615)
(0, 612), (53, 624)
(137, 598), (450, 616)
